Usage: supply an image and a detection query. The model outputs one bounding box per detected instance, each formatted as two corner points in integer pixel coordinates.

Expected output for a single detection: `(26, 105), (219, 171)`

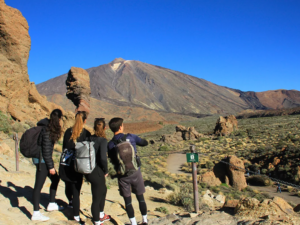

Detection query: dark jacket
(37, 118), (55, 170)
(90, 135), (108, 175)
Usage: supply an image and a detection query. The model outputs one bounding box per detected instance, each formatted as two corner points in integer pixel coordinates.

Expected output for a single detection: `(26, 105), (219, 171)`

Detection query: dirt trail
(0, 155), (183, 225)
(166, 153), (190, 175)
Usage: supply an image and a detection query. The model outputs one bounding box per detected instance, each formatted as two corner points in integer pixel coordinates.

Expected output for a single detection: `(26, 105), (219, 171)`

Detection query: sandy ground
(0, 154), (183, 225)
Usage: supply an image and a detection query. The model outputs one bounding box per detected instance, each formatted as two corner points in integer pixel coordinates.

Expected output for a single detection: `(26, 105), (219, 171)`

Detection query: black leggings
(85, 167), (107, 221)
(32, 163), (60, 211)
(124, 194), (147, 219)
(65, 179), (83, 217)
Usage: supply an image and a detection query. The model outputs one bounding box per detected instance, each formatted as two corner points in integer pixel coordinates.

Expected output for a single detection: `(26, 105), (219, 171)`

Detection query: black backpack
(20, 126), (44, 158)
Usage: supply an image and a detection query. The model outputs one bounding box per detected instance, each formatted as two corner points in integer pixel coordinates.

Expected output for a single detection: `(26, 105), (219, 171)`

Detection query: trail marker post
(14, 133), (19, 171)
(187, 144), (199, 212)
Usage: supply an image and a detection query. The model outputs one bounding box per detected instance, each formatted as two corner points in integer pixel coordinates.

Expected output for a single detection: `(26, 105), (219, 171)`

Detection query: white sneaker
(47, 202), (64, 211)
(31, 213), (49, 221)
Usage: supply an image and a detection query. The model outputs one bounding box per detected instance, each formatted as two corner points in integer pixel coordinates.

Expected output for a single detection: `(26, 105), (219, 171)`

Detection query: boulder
(224, 200), (239, 208)
(199, 171), (222, 186)
(293, 204), (300, 212)
(214, 115), (238, 136)
(235, 197), (297, 222)
(162, 126), (203, 144)
(66, 67), (91, 113)
(0, 0), (74, 126)
(272, 196), (293, 214)
(201, 190), (225, 210)
(226, 155), (247, 191)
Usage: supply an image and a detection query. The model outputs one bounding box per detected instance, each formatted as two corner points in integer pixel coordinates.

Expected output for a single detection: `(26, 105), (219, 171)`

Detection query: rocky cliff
(0, 0), (73, 127)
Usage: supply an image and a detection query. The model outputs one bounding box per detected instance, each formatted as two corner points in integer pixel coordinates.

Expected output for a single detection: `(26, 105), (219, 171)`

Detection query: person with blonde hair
(62, 111), (91, 223)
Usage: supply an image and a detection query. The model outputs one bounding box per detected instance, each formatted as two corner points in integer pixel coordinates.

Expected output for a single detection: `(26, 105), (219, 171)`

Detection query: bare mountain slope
(37, 58), (300, 117)
(37, 58), (250, 115)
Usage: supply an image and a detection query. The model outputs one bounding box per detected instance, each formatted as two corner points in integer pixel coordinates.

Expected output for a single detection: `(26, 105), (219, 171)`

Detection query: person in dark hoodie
(31, 109), (64, 222)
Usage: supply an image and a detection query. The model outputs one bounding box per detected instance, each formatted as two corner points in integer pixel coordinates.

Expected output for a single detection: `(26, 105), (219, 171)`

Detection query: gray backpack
(74, 140), (96, 174)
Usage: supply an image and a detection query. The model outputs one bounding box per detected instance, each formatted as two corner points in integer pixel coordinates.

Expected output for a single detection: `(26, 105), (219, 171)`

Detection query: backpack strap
(112, 134), (128, 145)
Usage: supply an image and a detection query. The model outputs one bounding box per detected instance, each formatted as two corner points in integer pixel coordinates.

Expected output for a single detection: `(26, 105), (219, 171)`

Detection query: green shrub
(159, 145), (169, 151)
(205, 161), (214, 169)
(0, 111), (11, 133)
(155, 207), (169, 214)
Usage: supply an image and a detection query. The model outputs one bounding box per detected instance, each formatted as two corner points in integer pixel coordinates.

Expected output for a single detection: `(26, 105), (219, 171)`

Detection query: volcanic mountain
(37, 58), (300, 119)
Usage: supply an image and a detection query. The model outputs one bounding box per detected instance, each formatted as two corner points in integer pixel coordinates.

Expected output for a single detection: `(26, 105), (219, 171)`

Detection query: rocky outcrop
(235, 197), (299, 224)
(0, 0), (74, 126)
(227, 155), (247, 191)
(66, 67), (91, 113)
(214, 115), (238, 136)
(199, 171), (222, 187)
(162, 125), (203, 144)
(200, 156), (247, 191)
(201, 190), (225, 210)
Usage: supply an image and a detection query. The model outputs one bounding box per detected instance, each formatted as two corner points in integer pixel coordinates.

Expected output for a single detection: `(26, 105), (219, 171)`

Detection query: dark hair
(109, 117), (123, 133)
(48, 109), (63, 143)
(94, 118), (106, 139)
(70, 111), (88, 142)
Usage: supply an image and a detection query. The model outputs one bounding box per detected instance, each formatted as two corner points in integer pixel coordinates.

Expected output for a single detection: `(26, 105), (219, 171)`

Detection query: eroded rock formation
(0, 0), (74, 126)
(200, 155), (247, 191)
(214, 115), (238, 136)
(66, 67), (91, 113)
(162, 125), (203, 144)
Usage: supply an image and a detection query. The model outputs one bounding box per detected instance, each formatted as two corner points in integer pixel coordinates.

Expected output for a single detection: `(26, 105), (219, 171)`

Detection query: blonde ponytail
(70, 111), (87, 142)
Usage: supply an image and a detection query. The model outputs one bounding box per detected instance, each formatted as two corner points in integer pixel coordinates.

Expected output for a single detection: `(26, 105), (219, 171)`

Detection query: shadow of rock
(149, 197), (168, 203)
(144, 181), (164, 190)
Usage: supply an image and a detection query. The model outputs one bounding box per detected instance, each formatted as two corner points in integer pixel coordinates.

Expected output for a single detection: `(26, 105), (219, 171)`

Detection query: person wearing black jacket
(31, 109), (64, 222)
(62, 111), (91, 223)
(89, 118), (110, 224)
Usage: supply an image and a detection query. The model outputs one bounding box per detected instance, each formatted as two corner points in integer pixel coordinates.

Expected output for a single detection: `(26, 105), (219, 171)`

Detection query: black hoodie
(37, 118), (55, 170)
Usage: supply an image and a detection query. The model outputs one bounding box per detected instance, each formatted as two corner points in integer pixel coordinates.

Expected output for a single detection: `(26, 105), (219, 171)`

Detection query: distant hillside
(37, 58), (300, 119)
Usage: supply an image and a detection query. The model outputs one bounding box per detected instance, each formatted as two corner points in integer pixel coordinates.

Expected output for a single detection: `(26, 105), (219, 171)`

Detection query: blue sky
(5, 0), (300, 92)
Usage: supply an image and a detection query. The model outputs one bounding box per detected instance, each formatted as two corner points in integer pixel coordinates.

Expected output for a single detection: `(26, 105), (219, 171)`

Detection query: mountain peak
(111, 58), (126, 64)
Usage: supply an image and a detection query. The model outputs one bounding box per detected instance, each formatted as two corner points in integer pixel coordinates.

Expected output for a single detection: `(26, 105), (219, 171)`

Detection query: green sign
(186, 153), (199, 163)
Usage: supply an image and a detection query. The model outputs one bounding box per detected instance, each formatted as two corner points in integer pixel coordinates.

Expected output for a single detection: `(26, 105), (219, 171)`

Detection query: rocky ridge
(0, 0), (74, 127)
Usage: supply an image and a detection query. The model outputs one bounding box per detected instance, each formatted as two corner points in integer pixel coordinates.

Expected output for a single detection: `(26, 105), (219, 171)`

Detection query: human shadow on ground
(0, 181), (70, 221)
(0, 181), (32, 219)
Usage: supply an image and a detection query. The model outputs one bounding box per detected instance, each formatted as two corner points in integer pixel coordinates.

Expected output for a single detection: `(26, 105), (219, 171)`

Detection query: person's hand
(104, 173), (108, 178)
(49, 168), (56, 175)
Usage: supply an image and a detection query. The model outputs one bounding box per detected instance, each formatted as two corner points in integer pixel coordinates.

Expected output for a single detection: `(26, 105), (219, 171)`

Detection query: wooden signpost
(187, 145), (199, 212)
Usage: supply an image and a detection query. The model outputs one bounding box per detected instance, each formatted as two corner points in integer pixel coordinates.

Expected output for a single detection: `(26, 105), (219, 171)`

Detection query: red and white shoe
(100, 214), (111, 222)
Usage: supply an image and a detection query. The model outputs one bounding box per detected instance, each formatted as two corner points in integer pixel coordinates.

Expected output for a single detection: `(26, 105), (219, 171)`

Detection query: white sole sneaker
(47, 203), (64, 211)
(31, 213), (50, 221)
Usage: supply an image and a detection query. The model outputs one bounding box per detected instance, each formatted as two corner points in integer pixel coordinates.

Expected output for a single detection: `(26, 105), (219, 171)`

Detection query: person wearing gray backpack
(62, 111), (91, 223)
(62, 112), (109, 225)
